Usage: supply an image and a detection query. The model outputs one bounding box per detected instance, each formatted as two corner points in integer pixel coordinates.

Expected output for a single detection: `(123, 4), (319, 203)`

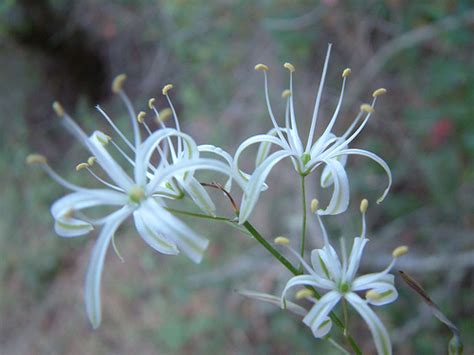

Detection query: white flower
(28, 77), (237, 328)
(235, 44), (391, 223)
(279, 201), (407, 355)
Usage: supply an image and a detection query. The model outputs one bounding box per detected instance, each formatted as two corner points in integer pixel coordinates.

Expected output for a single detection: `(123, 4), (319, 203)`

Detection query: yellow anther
(365, 290), (382, 301)
(162, 84), (173, 95)
(392, 245), (409, 258)
(148, 98), (156, 109)
(311, 199), (319, 214)
(87, 156), (96, 166)
(360, 198), (368, 214)
(137, 111), (146, 124)
(295, 289), (314, 300)
(157, 108), (172, 123)
(254, 64), (269, 71)
(372, 88), (387, 97)
(75, 162), (89, 171)
(52, 101), (65, 117)
(274, 236), (290, 246)
(63, 208), (74, 219)
(281, 89), (292, 99)
(342, 68), (351, 78)
(97, 134), (112, 145)
(360, 104), (374, 113)
(283, 62), (295, 72)
(112, 74), (127, 93)
(26, 154), (47, 165)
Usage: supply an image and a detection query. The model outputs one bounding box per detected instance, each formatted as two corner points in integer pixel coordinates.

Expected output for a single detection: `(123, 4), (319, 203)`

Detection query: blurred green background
(1, 0), (473, 354)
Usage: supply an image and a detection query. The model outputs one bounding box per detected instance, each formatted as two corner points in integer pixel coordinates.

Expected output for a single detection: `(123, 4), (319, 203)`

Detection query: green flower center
(339, 282), (350, 294)
(128, 185), (146, 204)
(301, 152), (311, 166)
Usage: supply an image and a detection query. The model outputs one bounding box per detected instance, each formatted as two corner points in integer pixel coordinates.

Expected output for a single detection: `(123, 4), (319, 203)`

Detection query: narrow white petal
(364, 280), (398, 306)
(181, 177), (216, 215)
(133, 209), (179, 255)
(54, 218), (94, 237)
(345, 237), (369, 282)
(84, 207), (132, 328)
(345, 293), (392, 355)
(352, 260), (396, 290)
(238, 150), (295, 223)
(315, 245), (343, 281)
(142, 199), (209, 263)
(317, 159), (350, 215)
(281, 275), (334, 306)
(329, 148), (392, 203)
(238, 290), (308, 317)
(88, 131), (134, 190)
(198, 144), (235, 190)
(303, 290), (341, 338)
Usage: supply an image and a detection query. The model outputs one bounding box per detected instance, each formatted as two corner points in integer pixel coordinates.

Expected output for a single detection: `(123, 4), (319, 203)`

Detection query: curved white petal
(142, 199), (209, 263)
(135, 129), (199, 186)
(345, 237), (369, 282)
(345, 292), (392, 355)
(181, 177), (216, 215)
(84, 207), (132, 329)
(88, 131), (134, 190)
(352, 260), (396, 290)
(365, 279), (398, 306)
(313, 245), (343, 281)
(317, 159), (350, 215)
(198, 144), (235, 191)
(303, 290), (341, 338)
(319, 139), (348, 188)
(51, 190), (127, 237)
(238, 150), (295, 223)
(329, 148), (392, 204)
(133, 208), (179, 255)
(281, 275), (335, 306)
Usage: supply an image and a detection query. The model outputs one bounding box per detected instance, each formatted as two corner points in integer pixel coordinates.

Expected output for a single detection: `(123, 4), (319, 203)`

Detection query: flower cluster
(28, 44), (404, 353)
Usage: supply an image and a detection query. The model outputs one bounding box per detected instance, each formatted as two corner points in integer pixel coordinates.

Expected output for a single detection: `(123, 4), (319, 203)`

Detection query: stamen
(137, 111), (146, 124)
(162, 84), (173, 95)
(85, 165), (124, 192)
(360, 198), (368, 237)
(283, 62), (295, 72)
(112, 74), (127, 94)
(254, 63), (269, 71)
(372, 88), (387, 97)
(311, 198), (319, 214)
(87, 156), (96, 166)
(360, 198), (368, 214)
(156, 108), (172, 123)
(360, 103), (374, 113)
(148, 98), (156, 109)
(281, 89), (292, 98)
(26, 154), (47, 165)
(52, 101), (65, 117)
(274, 236), (290, 246)
(151, 106), (177, 162)
(392, 245), (409, 258)
(342, 68), (351, 78)
(316, 213), (330, 246)
(295, 289), (314, 300)
(96, 106), (135, 151)
(75, 162), (89, 171)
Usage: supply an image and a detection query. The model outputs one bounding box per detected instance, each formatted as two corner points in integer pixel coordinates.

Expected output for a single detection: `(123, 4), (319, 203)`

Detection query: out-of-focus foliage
(0, 0), (473, 354)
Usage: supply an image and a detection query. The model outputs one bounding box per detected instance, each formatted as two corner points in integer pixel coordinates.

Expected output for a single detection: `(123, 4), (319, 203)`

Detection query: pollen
(295, 289), (314, 300)
(392, 245), (409, 258)
(372, 88), (387, 97)
(281, 89), (292, 99)
(157, 108), (172, 123)
(283, 62), (295, 72)
(97, 134), (112, 145)
(311, 198), (319, 214)
(26, 154), (47, 165)
(75, 162), (89, 171)
(254, 64), (269, 71)
(162, 84), (173, 95)
(112, 74), (127, 93)
(148, 98), (156, 109)
(137, 111), (146, 124)
(342, 68), (351, 78)
(87, 156), (96, 166)
(274, 236), (290, 246)
(360, 104), (374, 113)
(360, 198), (368, 213)
(52, 101), (65, 117)
(366, 290), (382, 301)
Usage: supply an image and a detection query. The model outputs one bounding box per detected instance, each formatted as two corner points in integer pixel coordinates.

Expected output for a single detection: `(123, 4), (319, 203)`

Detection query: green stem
(164, 207), (231, 222)
(300, 175), (307, 259)
(242, 220), (362, 355)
